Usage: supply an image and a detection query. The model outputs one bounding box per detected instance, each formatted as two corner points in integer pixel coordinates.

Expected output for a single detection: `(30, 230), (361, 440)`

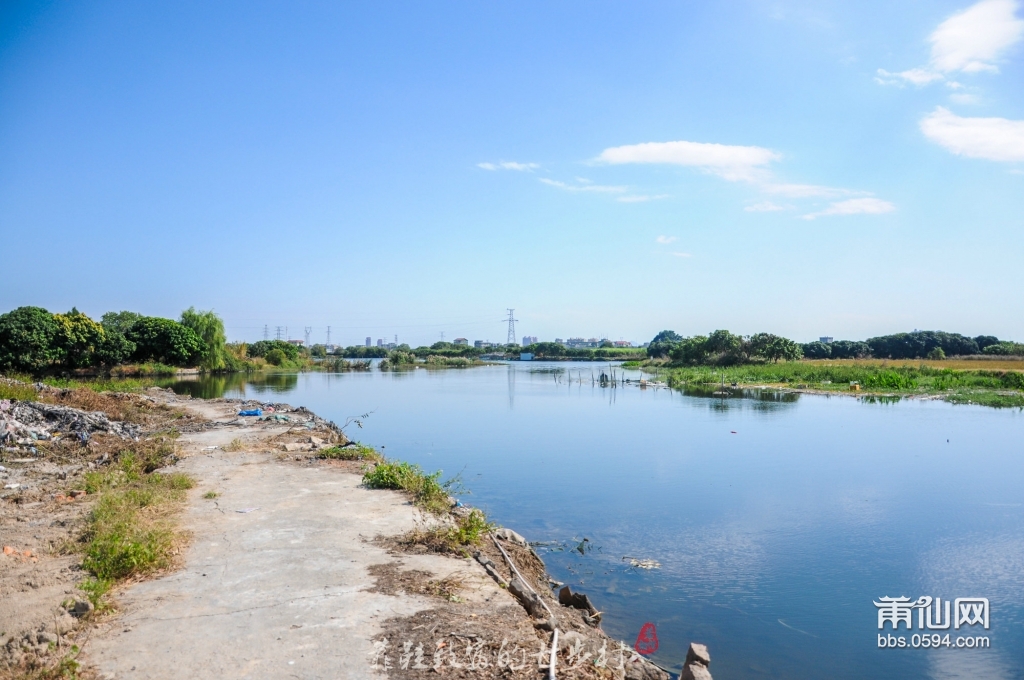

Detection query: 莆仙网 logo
(873, 596), (988, 630)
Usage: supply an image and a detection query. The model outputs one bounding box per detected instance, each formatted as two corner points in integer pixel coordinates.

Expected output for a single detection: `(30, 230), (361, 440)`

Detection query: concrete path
(81, 400), (508, 680)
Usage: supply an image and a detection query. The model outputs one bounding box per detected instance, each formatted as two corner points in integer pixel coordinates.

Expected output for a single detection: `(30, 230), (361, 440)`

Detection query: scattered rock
(493, 527), (528, 546)
(558, 585), (601, 622)
(680, 642), (713, 680)
(71, 599), (94, 616)
(282, 443), (312, 452)
(69, 489), (86, 498)
(508, 576), (550, 621)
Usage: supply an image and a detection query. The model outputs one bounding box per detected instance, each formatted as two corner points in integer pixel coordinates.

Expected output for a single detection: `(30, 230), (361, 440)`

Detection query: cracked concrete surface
(81, 398), (510, 680)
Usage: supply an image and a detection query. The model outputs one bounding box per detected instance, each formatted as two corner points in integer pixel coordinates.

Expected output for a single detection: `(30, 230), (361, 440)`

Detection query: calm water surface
(172, 364), (1024, 679)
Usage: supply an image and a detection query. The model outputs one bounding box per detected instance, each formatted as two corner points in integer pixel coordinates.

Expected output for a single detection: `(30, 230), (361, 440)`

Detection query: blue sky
(1, 0), (1022, 346)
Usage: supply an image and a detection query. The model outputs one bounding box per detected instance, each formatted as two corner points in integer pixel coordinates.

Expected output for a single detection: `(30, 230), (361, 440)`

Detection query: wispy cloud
(802, 198), (896, 220)
(656, 235), (678, 244)
(920, 106), (1024, 161)
(875, 68), (945, 87)
(617, 194), (669, 203)
(596, 140), (780, 182)
(877, 0), (1024, 87)
(477, 161), (540, 171)
(539, 178), (626, 193)
(670, 252), (692, 258)
(761, 182), (856, 198)
(744, 201), (786, 212)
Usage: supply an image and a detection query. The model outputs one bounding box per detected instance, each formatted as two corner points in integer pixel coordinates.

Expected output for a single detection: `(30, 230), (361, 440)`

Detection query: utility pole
(327, 326), (331, 346)
(505, 309), (518, 345)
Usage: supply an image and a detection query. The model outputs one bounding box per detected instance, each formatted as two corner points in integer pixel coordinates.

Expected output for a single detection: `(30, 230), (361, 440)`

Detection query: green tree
(647, 330), (682, 358)
(750, 333), (802, 363)
(265, 348), (287, 366)
(179, 308), (227, 371)
(53, 308), (107, 368)
(100, 311), (143, 335)
(125, 317), (204, 366)
(0, 306), (62, 373)
(248, 340), (300, 361)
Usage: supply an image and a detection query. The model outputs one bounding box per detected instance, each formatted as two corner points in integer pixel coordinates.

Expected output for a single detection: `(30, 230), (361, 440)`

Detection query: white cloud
(920, 106), (1024, 160)
(477, 161), (539, 171)
(876, 0), (1024, 89)
(596, 140), (780, 181)
(946, 80), (965, 89)
(670, 252), (692, 258)
(802, 198), (896, 220)
(655, 235), (678, 244)
(617, 194), (669, 203)
(930, 0), (1024, 73)
(744, 201), (786, 212)
(875, 67), (944, 86)
(539, 178), (626, 193)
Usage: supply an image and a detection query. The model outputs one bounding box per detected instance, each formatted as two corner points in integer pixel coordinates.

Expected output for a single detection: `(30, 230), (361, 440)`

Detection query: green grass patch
(401, 509), (495, 556)
(0, 380), (38, 401)
(317, 443), (383, 462)
(79, 440), (195, 593)
(42, 376), (165, 393)
(658, 361), (1023, 408)
(362, 460), (453, 513)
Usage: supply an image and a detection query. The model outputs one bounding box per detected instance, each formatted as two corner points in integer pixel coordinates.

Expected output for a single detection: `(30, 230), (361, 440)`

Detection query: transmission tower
(326, 326), (331, 346)
(505, 309), (518, 345)
(304, 327), (312, 347)
(263, 325), (269, 340)
(275, 326), (284, 341)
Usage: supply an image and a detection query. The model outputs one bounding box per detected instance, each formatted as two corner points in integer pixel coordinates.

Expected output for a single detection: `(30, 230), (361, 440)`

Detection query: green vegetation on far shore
(653, 361), (1024, 408)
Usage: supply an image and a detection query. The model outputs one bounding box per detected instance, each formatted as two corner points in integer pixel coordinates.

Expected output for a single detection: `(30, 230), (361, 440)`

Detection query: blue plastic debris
(238, 409), (262, 417)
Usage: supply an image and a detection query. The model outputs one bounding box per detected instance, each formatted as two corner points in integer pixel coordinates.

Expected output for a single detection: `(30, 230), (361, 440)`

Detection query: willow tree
(180, 307), (227, 371)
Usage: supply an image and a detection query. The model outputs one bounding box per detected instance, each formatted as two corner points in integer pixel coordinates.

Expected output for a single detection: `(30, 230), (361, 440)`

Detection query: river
(170, 363), (1024, 679)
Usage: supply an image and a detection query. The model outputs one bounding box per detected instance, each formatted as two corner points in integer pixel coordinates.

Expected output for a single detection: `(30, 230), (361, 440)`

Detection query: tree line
(646, 329), (1018, 365)
(0, 306), (233, 374)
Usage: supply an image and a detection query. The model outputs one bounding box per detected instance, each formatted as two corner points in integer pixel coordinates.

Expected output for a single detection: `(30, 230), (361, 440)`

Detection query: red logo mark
(634, 622), (659, 655)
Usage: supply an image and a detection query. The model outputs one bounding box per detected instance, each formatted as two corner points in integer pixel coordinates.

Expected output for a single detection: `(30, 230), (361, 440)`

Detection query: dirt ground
(2, 387), (676, 680)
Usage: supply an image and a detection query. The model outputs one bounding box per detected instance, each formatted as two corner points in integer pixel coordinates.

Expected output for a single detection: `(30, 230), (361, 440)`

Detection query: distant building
(520, 353), (534, 361)
(819, 336), (834, 343)
(474, 340), (492, 349)
(613, 340), (632, 347)
(554, 338), (564, 344)
(365, 337), (372, 347)
(377, 339), (383, 347)
(522, 335), (538, 345)
(325, 344), (338, 353)
(454, 338), (469, 346)
(565, 337), (600, 349)
(287, 339), (304, 346)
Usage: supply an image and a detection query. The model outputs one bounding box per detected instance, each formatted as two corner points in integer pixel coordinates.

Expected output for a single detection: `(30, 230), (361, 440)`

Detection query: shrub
(317, 443), (383, 462)
(927, 347), (946, 360)
(862, 370), (918, 390)
(363, 461), (451, 513)
(265, 348), (287, 366)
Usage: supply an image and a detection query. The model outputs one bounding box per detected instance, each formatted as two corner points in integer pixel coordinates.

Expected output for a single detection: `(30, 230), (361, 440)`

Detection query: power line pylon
(304, 327), (312, 347)
(275, 326), (283, 341)
(505, 309), (518, 345)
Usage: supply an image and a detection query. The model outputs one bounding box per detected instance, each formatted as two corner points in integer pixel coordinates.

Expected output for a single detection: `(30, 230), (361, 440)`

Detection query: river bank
(1, 381), (701, 679)
(632, 358), (1024, 408)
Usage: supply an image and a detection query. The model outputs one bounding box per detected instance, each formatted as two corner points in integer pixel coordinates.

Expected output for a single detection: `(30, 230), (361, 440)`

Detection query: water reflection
(170, 372), (298, 399)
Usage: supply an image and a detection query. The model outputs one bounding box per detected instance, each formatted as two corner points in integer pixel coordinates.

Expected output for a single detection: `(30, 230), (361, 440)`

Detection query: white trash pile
(0, 398), (140, 450)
